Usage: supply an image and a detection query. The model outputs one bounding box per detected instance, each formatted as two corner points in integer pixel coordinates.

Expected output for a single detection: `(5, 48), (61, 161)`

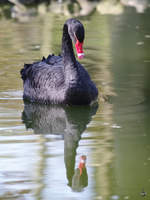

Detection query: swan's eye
(75, 40), (84, 59)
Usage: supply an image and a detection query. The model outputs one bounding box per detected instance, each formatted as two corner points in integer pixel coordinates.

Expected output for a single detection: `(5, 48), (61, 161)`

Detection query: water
(0, 8), (150, 200)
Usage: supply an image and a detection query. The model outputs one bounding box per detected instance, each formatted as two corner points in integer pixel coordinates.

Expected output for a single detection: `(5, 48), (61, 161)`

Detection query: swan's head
(66, 18), (85, 59)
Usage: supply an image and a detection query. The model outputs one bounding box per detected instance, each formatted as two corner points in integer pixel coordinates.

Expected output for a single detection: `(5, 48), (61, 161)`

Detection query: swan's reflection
(22, 102), (98, 191)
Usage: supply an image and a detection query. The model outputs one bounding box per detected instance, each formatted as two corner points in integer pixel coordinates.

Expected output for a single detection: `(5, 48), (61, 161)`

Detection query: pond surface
(0, 8), (150, 200)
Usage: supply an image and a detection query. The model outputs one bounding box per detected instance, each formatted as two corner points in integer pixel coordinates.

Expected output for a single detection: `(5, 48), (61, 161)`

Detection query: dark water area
(0, 7), (150, 200)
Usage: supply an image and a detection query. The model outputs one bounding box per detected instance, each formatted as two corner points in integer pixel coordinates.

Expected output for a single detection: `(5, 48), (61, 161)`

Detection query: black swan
(20, 18), (98, 105)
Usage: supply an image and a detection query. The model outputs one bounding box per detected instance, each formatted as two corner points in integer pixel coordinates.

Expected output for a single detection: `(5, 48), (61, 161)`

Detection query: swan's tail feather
(45, 54), (55, 64)
(46, 54), (53, 61)
(42, 56), (46, 61)
(20, 63), (32, 81)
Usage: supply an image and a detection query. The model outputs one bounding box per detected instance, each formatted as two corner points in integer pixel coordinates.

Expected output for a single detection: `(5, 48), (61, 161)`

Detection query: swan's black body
(20, 18), (98, 105)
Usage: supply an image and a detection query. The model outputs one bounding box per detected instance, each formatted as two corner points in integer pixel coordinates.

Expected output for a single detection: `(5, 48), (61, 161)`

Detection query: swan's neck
(62, 24), (76, 66)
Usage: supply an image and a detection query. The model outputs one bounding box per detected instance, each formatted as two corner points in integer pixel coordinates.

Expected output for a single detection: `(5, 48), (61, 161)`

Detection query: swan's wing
(20, 56), (65, 89)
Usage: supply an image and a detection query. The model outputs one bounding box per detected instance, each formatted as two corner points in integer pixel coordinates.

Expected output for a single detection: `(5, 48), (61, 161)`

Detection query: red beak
(75, 40), (84, 59)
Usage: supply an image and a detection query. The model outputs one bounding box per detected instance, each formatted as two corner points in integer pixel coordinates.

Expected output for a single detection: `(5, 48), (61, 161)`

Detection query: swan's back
(21, 55), (64, 87)
(21, 55), (67, 104)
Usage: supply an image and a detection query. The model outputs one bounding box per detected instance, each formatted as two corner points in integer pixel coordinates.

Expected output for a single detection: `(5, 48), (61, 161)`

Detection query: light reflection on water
(0, 8), (150, 200)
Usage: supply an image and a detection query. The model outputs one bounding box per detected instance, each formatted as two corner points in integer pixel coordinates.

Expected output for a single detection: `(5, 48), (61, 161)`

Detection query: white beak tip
(77, 53), (85, 59)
